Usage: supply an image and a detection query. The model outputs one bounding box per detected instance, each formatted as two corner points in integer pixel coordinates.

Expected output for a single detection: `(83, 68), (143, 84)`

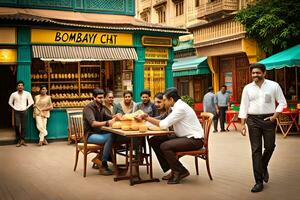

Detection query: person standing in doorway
(33, 85), (53, 146)
(203, 86), (218, 132)
(215, 85), (230, 132)
(8, 80), (34, 147)
(239, 63), (287, 193)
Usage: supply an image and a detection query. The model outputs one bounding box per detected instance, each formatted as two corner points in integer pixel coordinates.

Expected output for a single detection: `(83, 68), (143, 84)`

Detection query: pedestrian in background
(239, 63), (287, 193)
(203, 86), (218, 132)
(33, 85), (53, 146)
(8, 80), (34, 147)
(215, 85), (230, 132)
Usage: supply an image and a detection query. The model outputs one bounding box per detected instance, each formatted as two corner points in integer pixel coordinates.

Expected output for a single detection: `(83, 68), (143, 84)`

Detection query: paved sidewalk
(0, 130), (299, 200)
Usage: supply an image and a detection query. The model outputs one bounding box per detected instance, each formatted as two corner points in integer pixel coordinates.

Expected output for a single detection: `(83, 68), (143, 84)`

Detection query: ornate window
(175, 1), (184, 16)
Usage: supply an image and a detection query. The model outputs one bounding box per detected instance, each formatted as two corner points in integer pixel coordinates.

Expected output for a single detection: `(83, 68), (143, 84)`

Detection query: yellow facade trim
(31, 29), (133, 46)
(0, 49), (17, 63)
(242, 38), (266, 64)
(207, 56), (219, 92)
(0, 27), (16, 44)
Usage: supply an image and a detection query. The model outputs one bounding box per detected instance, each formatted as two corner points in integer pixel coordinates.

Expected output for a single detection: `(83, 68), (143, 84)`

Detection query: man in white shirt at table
(137, 87), (204, 184)
(8, 80), (34, 147)
(239, 63), (287, 193)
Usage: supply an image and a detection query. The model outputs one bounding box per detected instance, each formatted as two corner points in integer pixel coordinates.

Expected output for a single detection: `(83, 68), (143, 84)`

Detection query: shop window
(286, 67), (297, 100)
(178, 80), (189, 96)
(144, 65), (165, 97)
(175, 1), (184, 16)
(266, 67), (299, 101)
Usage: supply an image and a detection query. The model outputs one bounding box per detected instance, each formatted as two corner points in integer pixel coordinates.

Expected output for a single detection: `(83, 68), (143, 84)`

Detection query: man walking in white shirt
(8, 81), (34, 147)
(239, 63), (287, 193)
(138, 87), (204, 184)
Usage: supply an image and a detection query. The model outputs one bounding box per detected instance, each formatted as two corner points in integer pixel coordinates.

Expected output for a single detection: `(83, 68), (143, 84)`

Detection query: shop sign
(0, 49), (17, 63)
(145, 47), (168, 59)
(31, 29), (133, 46)
(144, 60), (167, 66)
(142, 36), (172, 47)
(0, 28), (16, 44)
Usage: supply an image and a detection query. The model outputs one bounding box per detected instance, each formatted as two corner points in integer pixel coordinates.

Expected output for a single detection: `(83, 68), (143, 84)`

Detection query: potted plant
(181, 95), (194, 108)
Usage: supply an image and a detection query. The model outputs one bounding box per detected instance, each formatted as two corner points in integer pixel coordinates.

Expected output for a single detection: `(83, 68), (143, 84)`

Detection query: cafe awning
(259, 44), (300, 70)
(32, 45), (138, 61)
(172, 56), (210, 77)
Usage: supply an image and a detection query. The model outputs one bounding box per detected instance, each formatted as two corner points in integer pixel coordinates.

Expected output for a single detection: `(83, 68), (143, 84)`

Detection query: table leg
(113, 137), (159, 185)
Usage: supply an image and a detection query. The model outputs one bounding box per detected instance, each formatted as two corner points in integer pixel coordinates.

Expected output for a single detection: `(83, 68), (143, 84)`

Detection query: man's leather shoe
(251, 183), (264, 193)
(263, 169), (269, 183)
(16, 142), (21, 147)
(99, 166), (113, 176)
(162, 171), (174, 180)
(167, 170), (190, 184)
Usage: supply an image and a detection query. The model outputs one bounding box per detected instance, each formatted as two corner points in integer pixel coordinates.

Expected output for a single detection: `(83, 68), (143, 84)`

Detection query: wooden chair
(176, 112), (214, 180)
(71, 114), (104, 177)
(276, 113), (294, 138)
(66, 108), (83, 144)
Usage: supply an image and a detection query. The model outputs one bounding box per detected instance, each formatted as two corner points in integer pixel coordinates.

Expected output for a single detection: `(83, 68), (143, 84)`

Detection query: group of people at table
(83, 87), (203, 185)
(8, 63), (288, 192)
(83, 63), (288, 193)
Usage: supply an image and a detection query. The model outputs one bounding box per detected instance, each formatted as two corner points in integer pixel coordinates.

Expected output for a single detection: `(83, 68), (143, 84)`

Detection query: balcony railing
(193, 19), (245, 45)
(198, 0), (238, 19)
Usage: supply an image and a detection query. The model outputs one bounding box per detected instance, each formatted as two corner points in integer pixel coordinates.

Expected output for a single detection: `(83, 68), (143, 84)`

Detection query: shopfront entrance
(0, 65), (16, 129)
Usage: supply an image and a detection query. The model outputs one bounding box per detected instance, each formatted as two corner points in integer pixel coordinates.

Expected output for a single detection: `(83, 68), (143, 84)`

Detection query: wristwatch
(105, 120), (109, 126)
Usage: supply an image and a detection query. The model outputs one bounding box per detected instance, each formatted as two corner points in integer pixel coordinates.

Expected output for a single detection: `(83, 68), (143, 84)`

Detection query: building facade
(189, 0), (264, 103)
(137, 0), (212, 103)
(0, 0), (186, 140)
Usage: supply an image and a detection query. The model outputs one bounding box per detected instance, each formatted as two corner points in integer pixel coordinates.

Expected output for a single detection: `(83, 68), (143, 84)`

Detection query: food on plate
(131, 124), (140, 131)
(112, 121), (122, 129)
(121, 110), (145, 121)
(121, 125), (130, 131)
(139, 124), (148, 132)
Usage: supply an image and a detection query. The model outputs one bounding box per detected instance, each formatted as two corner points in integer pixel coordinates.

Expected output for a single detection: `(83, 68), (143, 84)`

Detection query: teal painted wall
(17, 27), (35, 140)
(166, 48), (174, 88)
(133, 33), (145, 102)
(0, 0), (135, 16)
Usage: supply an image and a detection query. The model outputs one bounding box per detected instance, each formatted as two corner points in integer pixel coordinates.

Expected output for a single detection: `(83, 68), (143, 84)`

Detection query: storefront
(259, 44), (300, 104)
(0, 28), (17, 130)
(172, 37), (212, 103)
(190, 16), (265, 103)
(0, 9), (187, 140)
(172, 56), (211, 102)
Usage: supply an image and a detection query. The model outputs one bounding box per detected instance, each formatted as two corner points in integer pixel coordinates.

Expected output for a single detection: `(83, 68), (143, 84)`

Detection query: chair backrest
(66, 108), (83, 135)
(277, 113), (293, 124)
(200, 112), (214, 148)
(70, 114), (84, 144)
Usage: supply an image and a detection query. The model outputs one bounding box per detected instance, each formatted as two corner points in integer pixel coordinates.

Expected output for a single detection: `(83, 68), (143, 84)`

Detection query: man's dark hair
(123, 90), (133, 97)
(93, 88), (105, 98)
(164, 87), (181, 102)
(221, 85), (227, 89)
(105, 90), (113, 97)
(207, 86), (213, 92)
(154, 92), (164, 100)
(39, 84), (47, 91)
(140, 89), (151, 97)
(16, 80), (24, 86)
(250, 63), (266, 73)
